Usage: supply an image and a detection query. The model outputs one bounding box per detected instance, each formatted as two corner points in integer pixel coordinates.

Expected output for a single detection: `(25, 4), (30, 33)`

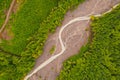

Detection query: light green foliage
(90, 15), (95, 21)
(0, 0), (12, 28)
(57, 5), (120, 80)
(50, 45), (56, 54)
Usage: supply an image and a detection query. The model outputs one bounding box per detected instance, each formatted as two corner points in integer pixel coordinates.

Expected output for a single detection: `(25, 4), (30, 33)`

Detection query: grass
(50, 45), (56, 54)
(1, 0), (59, 55)
(0, 0), (12, 28)
(57, 4), (120, 80)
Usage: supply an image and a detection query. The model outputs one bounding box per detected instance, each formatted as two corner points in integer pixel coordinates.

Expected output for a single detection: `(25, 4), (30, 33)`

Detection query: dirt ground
(28, 0), (120, 80)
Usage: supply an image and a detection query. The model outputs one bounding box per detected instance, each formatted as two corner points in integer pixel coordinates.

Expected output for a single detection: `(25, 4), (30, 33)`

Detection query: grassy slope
(0, 0), (12, 28)
(57, 5), (120, 80)
(1, 0), (58, 54)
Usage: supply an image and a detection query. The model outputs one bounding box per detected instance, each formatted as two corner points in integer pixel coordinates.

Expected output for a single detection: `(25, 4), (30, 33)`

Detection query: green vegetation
(0, 0), (12, 28)
(22, 0), (85, 58)
(0, 0), (85, 80)
(57, 5), (120, 80)
(0, 51), (20, 80)
(1, 0), (59, 54)
(50, 45), (56, 54)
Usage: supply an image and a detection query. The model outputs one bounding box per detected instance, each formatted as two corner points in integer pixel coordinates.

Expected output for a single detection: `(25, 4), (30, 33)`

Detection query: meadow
(1, 0), (59, 54)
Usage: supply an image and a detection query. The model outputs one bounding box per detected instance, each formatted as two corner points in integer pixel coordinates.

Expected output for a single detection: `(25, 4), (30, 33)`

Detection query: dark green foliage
(0, 51), (20, 80)
(57, 5), (120, 80)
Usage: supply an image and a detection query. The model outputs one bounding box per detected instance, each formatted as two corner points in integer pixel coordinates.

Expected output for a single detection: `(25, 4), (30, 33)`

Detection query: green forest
(0, 0), (84, 80)
(57, 4), (120, 80)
